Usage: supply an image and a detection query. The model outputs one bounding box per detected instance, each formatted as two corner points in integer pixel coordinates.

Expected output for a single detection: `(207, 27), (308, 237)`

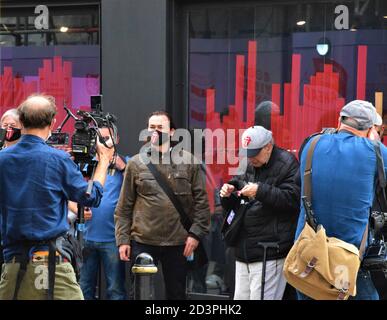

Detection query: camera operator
(0, 94), (114, 300)
(77, 126), (128, 300)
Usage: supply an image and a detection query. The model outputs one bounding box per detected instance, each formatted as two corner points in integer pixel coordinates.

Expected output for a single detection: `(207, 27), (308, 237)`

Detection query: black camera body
(362, 239), (387, 275)
(71, 95), (117, 166)
(46, 132), (70, 147)
(46, 95), (117, 168)
(71, 119), (98, 164)
(362, 211), (387, 276)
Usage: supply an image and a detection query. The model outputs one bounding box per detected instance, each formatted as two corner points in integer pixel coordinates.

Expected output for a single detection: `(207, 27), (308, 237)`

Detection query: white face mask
(104, 137), (114, 148)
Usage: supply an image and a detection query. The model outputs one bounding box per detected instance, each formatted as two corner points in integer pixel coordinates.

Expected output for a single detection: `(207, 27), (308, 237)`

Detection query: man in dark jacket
(220, 126), (300, 300)
(115, 111), (210, 300)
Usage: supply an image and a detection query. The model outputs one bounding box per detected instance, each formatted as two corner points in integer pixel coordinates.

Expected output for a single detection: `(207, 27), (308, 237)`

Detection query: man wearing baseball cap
(220, 125), (301, 300)
(294, 100), (387, 300)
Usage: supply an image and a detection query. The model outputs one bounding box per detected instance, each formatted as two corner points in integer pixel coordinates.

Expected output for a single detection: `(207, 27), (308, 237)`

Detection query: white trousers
(234, 258), (287, 300)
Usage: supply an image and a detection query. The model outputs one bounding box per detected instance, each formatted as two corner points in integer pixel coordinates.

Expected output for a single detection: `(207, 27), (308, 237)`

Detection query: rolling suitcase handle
(257, 242), (279, 300)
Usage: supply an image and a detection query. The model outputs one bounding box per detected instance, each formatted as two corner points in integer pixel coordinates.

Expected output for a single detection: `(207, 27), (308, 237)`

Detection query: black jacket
(221, 145), (301, 263)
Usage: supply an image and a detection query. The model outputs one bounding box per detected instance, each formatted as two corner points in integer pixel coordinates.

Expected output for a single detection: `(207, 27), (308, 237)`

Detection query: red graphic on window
(0, 56), (85, 132)
(204, 40), (368, 211)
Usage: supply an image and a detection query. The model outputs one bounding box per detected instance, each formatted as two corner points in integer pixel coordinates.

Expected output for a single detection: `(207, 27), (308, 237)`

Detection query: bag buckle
(299, 257), (318, 278)
(304, 168), (312, 176)
(336, 281), (350, 300)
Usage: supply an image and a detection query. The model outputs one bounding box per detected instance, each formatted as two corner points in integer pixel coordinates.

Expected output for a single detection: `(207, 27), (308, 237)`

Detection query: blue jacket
(295, 132), (387, 248)
(0, 134), (104, 261)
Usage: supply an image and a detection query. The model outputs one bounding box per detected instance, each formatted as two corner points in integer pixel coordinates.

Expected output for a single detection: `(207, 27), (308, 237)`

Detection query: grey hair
(340, 116), (363, 130)
(1, 108), (19, 125)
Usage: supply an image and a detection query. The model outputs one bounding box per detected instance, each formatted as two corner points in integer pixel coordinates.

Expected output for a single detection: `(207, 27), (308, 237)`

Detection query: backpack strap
(47, 240), (57, 300)
(303, 135), (322, 204)
(12, 238), (59, 300)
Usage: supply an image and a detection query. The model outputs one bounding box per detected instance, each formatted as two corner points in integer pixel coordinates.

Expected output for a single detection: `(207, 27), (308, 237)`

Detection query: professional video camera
(72, 95), (118, 166)
(47, 95), (118, 169)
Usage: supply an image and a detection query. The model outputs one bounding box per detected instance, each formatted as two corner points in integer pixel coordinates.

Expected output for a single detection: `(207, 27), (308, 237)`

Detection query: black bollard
(131, 252), (158, 300)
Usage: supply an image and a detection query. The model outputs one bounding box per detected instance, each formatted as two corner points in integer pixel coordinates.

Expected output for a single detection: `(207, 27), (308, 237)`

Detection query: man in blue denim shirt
(295, 100), (386, 300)
(0, 94), (114, 300)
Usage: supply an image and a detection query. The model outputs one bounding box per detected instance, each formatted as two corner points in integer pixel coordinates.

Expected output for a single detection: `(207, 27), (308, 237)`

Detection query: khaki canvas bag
(283, 135), (368, 300)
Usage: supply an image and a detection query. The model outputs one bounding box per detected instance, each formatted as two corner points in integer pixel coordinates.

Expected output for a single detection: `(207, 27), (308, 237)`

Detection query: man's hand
(183, 236), (199, 258)
(119, 244), (131, 261)
(219, 183), (235, 198)
(96, 139), (115, 164)
(115, 155), (126, 171)
(84, 207), (92, 221)
(239, 183), (258, 199)
(93, 140), (115, 187)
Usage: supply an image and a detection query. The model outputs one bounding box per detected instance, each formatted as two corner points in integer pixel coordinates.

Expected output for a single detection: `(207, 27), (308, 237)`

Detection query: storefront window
(0, 4), (100, 132)
(186, 0), (387, 297)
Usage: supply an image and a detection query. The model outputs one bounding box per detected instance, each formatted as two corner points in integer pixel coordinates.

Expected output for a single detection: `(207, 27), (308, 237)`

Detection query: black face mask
(149, 130), (170, 146)
(5, 127), (21, 142)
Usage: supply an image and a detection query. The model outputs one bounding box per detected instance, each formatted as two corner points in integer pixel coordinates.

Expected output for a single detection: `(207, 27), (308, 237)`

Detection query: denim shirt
(0, 134), (104, 261)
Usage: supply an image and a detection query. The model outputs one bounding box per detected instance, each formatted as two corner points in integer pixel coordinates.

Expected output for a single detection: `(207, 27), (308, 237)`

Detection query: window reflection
(0, 5), (100, 133)
(187, 0), (387, 297)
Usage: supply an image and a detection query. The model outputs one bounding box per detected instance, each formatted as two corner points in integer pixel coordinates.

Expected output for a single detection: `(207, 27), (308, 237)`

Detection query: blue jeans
(80, 240), (126, 300)
(296, 268), (379, 300)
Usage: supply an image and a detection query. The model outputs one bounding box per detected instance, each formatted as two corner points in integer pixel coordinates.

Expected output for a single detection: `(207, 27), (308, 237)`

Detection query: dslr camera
(362, 211), (387, 276)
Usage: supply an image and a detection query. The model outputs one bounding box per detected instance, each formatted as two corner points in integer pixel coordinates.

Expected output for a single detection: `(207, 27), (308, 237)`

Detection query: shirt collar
(20, 134), (46, 144)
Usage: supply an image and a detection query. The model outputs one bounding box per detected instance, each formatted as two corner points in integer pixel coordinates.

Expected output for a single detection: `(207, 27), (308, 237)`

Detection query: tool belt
(31, 251), (70, 264)
(10, 233), (80, 301)
(9, 251), (70, 264)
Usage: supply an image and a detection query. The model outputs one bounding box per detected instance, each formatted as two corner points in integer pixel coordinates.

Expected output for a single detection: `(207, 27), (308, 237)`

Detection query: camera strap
(12, 238), (58, 300)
